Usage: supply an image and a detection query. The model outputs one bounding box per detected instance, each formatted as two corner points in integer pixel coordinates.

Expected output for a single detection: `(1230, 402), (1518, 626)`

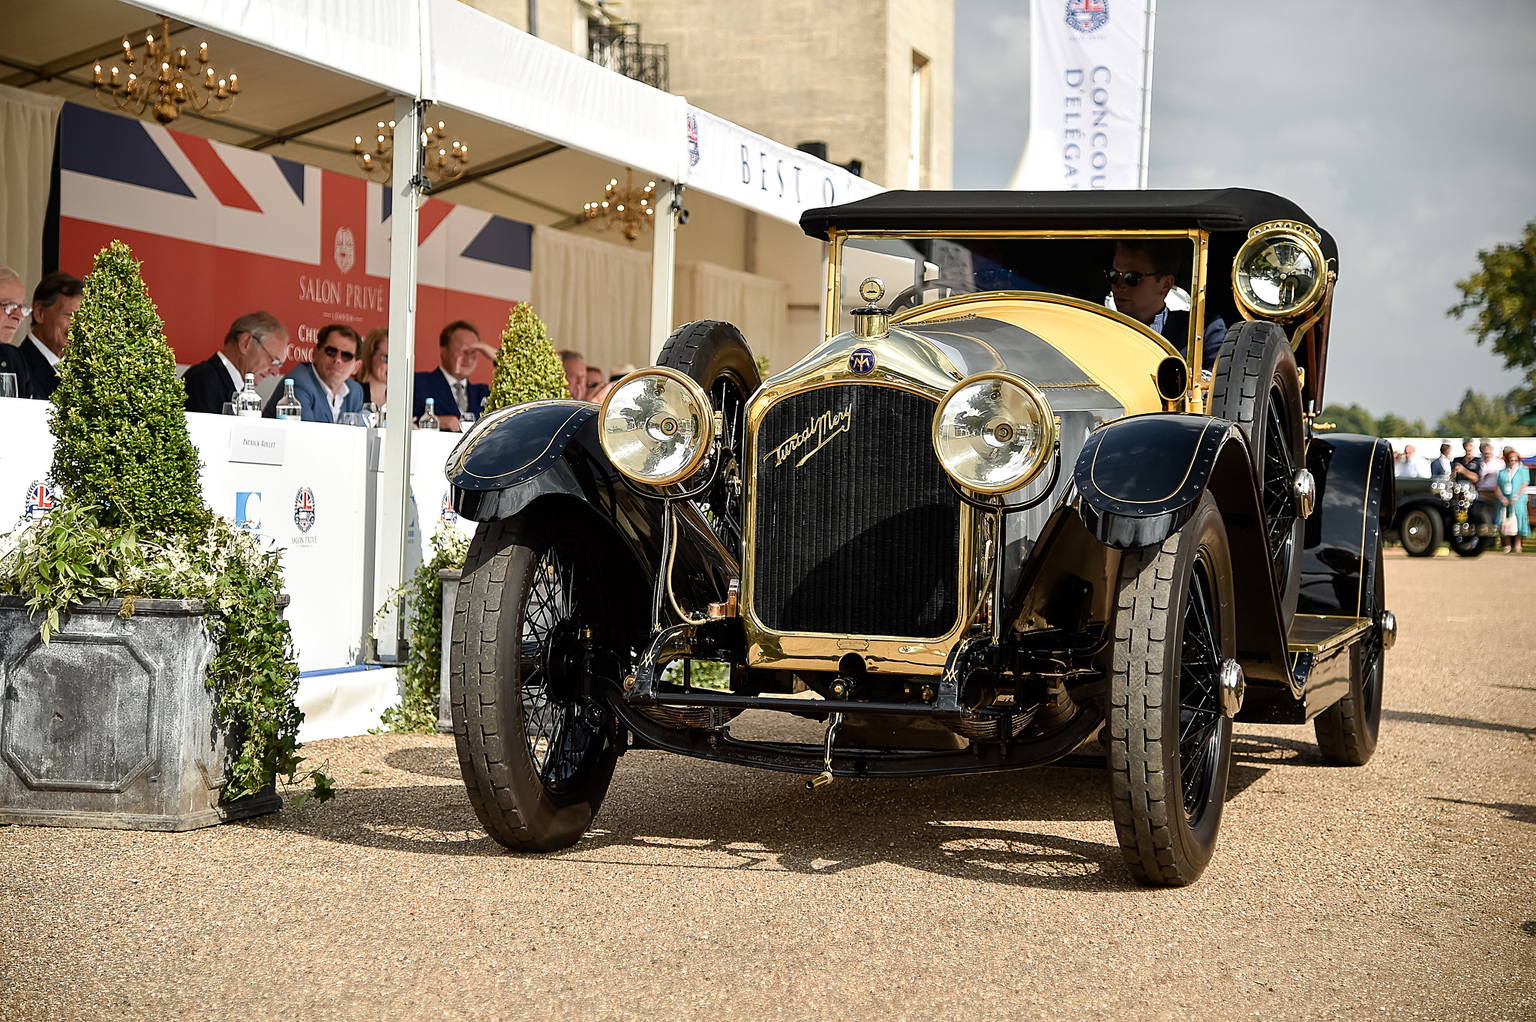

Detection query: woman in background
(1496, 447), (1530, 554)
(357, 327), (388, 407)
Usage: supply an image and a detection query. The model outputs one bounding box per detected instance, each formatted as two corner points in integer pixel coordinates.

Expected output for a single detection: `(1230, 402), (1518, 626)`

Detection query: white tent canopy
(101, 0), (878, 658)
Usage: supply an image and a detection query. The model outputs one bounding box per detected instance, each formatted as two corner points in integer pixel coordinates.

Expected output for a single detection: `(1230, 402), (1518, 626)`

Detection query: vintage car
(1391, 474), (1496, 557)
(444, 188), (1397, 886)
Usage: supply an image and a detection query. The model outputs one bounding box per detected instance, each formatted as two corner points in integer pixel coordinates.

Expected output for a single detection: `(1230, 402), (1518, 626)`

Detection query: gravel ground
(2, 554), (1534, 1021)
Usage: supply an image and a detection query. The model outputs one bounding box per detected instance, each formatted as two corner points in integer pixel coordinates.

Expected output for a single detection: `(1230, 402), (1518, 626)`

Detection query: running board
(1240, 614), (1372, 724)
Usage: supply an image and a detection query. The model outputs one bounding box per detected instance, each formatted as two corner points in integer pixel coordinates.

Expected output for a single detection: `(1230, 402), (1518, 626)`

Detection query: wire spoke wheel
(1108, 493), (1235, 886)
(450, 516), (619, 852)
(1178, 560), (1226, 824)
(1209, 321), (1305, 628)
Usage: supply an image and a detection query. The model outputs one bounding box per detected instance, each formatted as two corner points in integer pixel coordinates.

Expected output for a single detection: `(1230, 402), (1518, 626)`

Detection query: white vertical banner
(1010, 0), (1154, 190)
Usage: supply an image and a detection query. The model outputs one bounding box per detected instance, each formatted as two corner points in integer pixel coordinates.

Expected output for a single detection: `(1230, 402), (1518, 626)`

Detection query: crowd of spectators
(0, 268), (629, 432)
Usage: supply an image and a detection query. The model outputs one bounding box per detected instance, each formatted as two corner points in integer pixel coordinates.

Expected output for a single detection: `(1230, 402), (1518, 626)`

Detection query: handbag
(1501, 512), (1520, 536)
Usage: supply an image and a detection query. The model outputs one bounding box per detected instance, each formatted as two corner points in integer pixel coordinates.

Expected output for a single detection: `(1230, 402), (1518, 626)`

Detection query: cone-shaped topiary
(484, 301), (572, 412)
(49, 241), (208, 539)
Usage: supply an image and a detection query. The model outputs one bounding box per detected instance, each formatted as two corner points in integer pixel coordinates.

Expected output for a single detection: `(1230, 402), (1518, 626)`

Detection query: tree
(484, 302), (571, 412)
(1376, 413), (1427, 437)
(1319, 403), (1379, 435)
(1448, 219), (1536, 371)
(1434, 388), (1532, 438)
(49, 241), (208, 538)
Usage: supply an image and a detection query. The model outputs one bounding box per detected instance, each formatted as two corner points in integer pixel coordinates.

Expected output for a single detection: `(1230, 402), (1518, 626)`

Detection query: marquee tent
(2, 0), (881, 673)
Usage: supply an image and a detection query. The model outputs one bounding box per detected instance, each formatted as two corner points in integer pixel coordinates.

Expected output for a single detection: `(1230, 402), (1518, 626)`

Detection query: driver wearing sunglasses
(1108, 240), (1226, 371)
(262, 322), (366, 423)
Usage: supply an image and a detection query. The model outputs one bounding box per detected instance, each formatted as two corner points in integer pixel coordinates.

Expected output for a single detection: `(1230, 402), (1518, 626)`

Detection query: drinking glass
(361, 402), (379, 427)
(0, 373), (16, 399)
(338, 412), (363, 426)
(460, 411), (476, 429)
(221, 401), (237, 415)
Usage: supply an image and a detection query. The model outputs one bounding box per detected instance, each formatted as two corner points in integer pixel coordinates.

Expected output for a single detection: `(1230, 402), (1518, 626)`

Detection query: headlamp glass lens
(1235, 232), (1323, 317)
(934, 376), (1051, 494)
(600, 371), (712, 485)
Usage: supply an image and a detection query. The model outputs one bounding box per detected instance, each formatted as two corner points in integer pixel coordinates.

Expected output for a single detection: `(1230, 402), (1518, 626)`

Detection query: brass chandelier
(354, 117), (469, 187)
(93, 17), (239, 126)
(583, 170), (656, 241)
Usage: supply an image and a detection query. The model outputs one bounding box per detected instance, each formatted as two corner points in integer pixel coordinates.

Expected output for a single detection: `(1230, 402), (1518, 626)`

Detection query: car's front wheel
(1106, 493), (1235, 887)
(450, 514), (619, 852)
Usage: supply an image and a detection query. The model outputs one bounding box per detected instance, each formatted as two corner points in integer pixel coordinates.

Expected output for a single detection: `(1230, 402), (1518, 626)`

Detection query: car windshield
(837, 233), (1203, 338)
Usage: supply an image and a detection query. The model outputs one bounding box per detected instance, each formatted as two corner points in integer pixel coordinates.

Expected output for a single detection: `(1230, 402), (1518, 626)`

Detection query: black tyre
(1208, 320), (1306, 628)
(655, 320), (761, 550)
(1314, 547), (1385, 764)
(1107, 493), (1236, 887)
(450, 515), (618, 852)
(1399, 507), (1442, 557)
(1449, 501), (1493, 558)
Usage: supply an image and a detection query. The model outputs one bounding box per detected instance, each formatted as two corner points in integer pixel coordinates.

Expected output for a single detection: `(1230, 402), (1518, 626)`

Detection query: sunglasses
(0, 301), (31, 318)
(1105, 270), (1151, 287)
(321, 344), (358, 363)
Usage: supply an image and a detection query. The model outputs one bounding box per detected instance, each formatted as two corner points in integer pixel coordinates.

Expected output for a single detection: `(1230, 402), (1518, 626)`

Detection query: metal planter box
(0, 596), (279, 831)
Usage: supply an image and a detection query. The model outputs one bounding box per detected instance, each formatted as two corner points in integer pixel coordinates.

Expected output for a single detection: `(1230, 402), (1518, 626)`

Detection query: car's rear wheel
(1208, 321), (1306, 629)
(450, 514), (618, 852)
(656, 320), (761, 551)
(1399, 507), (1442, 557)
(1106, 493), (1236, 887)
(1314, 546), (1386, 765)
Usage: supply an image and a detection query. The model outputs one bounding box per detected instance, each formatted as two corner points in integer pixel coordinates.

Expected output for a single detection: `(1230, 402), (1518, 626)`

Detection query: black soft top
(801, 187), (1338, 265)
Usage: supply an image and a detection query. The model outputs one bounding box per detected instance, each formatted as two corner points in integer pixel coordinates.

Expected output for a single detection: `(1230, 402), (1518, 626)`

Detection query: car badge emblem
(848, 347), (876, 376)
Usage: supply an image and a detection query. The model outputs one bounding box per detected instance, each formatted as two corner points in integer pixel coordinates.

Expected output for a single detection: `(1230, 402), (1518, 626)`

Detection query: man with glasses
(0, 268), (34, 392)
(183, 310), (291, 414)
(263, 323), (364, 423)
(1108, 240), (1226, 371)
(15, 271), (84, 400)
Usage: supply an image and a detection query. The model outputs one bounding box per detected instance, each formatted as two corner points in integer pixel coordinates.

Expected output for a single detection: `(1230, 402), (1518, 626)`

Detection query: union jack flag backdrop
(58, 103), (532, 384)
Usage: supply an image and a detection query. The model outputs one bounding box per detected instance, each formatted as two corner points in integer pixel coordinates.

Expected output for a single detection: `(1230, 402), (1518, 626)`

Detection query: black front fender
(445, 400), (736, 622)
(1073, 412), (1288, 685)
(1074, 414), (1245, 548)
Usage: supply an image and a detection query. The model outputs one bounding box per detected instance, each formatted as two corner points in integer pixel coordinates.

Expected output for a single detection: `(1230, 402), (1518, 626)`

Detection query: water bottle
(276, 379), (301, 421)
(418, 397), (440, 432)
(237, 374), (262, 418)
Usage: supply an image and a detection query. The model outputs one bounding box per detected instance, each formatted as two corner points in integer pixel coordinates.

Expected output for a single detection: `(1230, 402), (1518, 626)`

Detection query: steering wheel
(887, 278), (979, 312)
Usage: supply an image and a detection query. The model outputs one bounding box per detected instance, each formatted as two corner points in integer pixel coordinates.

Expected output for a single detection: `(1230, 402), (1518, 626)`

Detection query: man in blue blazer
(414, 319), (493, 431)
(263, 323), (365, 422)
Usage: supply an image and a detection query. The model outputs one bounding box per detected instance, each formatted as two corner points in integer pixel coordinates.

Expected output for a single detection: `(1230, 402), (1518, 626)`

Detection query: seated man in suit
(183, 310), (290, 413)
(0, 268), (34, 394)
(414, 319), (494, 432)
(1108, 240), (1227, 371)
(262, 323), (365, 423)
(16, 271), (83, 400)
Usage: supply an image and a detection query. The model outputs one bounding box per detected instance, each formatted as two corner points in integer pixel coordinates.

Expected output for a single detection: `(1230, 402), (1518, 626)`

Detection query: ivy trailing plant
(0, 241), (331, 805)
(484, 301), (571, 412)
(375, 527), (471, 733)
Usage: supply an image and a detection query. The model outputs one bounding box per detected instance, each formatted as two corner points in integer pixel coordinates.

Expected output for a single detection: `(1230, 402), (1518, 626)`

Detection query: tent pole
(376, 95), (424, 660)
(1137, 0), (1158, 190)
(649, 178), (677, 363)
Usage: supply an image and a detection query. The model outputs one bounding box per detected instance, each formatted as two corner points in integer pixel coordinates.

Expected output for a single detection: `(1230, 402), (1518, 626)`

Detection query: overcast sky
(954, 0), (1536, 423)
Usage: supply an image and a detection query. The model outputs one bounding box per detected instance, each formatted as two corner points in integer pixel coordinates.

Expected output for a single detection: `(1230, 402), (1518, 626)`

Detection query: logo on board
(686, 111), (701, 168)
(235, 491), (262, 531)
(333, 226), (356, 274)
(440, 493), (457, 525)
(23, 479), (57, 520)
(1066, 0), (1109, 33)
(294, 487), (316, 533)
(848, 347), (877, 376)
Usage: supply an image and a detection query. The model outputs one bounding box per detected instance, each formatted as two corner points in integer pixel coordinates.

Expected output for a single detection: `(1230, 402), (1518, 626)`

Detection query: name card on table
(229, 421), (287, 465)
